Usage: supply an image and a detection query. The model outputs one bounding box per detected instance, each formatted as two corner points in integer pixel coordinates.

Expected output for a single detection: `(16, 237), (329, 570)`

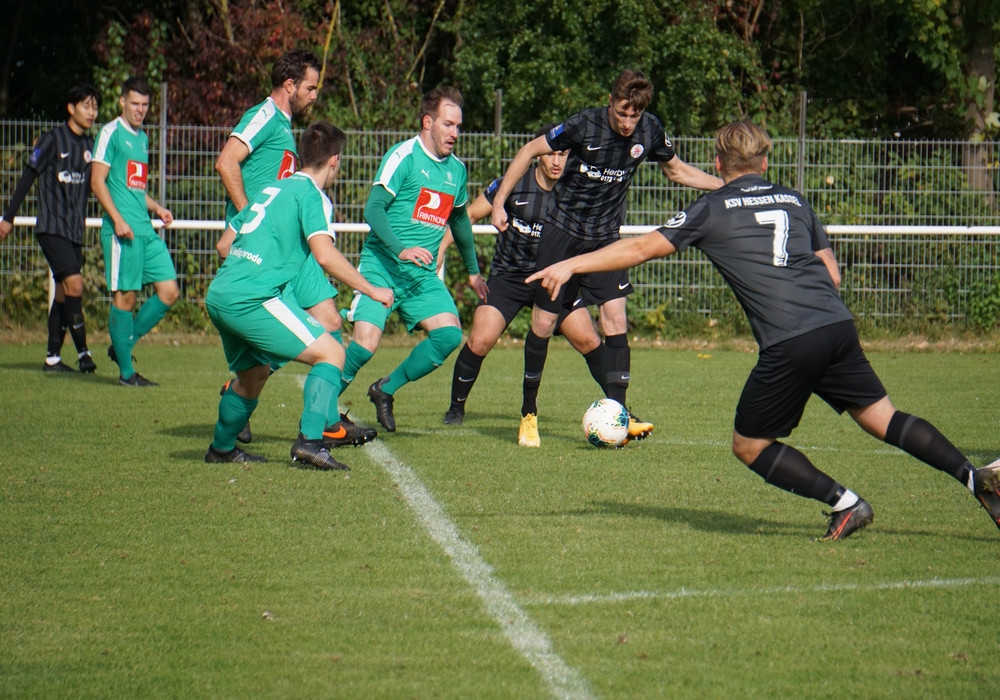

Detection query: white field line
(528, 576), (1000, 607)
(366, 439), (594, 700)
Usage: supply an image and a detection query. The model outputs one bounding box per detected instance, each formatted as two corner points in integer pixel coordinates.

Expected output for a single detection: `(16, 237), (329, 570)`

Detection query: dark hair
(122, 76), (151, 98)
(66, 83), (100, 112)
(420, 86), (463, 125)
(610, 69), (652, 111)
(272, 49), (322, 89)
(534, 123), (559, 139)
(298, 122), (347, 168)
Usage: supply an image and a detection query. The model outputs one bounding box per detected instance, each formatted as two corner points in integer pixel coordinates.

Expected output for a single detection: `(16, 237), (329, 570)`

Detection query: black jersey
(482, 168), (552, 275)
(545, 107), (675, 241)
(658, 174), (853, 350)
(27, 123), (93, 242)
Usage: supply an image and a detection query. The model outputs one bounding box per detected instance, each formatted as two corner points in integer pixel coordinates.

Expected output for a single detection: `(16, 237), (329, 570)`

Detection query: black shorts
(734, 320), (887, 439)
(533, 224), (632, 314)
(482, 272), (587, 330)
(36, 233), (84, 282)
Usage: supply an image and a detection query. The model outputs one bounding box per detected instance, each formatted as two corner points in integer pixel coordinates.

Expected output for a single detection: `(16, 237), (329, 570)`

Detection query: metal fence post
(797, 91), (807, 193)
(159, 81), (168, 238)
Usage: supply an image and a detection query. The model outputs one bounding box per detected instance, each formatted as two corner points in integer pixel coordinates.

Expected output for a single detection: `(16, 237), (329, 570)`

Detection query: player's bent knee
(158, 283), (181, 306)
(467, 333), (499, 357)
(428, 326), (463, 365)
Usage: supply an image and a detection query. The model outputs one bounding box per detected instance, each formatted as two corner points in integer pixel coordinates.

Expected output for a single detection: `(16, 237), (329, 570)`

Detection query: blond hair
(715, 121), (772, 175)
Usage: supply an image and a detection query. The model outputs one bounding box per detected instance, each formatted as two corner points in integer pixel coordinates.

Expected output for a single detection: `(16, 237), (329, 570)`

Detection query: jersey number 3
(755, 210), (790, 267)
(239, 186), (281, 235)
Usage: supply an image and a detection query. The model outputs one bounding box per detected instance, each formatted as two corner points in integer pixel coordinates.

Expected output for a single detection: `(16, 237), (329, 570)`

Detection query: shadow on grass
(162, 422), (221, 440)
(582, 500), (813, 537)
(578, 499), (995, 541)
(5, 360), (126, 384)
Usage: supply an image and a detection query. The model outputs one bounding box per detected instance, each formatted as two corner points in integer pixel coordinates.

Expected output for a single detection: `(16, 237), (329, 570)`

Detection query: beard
(290, 95), (313, 119)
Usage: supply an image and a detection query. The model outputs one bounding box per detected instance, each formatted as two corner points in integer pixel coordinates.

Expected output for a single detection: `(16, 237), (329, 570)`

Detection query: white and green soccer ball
(582, 398), (629, 448)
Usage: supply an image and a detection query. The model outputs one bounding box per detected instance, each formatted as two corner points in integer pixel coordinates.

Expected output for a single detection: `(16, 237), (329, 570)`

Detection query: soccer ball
(582, 398), (629, 448)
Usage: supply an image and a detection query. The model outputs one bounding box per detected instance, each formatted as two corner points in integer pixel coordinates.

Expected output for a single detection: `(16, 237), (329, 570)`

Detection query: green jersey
(93, 117), (154, 237)
(364, 135), (468, 274)
(208, 172), (333, 310)
(225, 97), (297, 224)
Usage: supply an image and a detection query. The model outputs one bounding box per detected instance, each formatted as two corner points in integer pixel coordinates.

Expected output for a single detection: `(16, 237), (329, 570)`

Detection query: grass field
(2, 339), (999, 698)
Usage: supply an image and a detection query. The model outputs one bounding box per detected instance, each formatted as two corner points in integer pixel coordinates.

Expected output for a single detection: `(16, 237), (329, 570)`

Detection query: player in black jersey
(1, 84), (101, 373)
(438, 126), (606, 442)
(491, 69), (722, 446)
(528, 120), (1000, 540)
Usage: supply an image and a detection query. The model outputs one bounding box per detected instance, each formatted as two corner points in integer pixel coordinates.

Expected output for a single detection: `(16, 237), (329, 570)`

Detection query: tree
(453, 0), (757, 135)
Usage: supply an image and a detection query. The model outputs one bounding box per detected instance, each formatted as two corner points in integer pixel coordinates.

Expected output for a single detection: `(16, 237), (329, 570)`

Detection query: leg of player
(305, 298), (376, 448)
(444, 305), (508, 425)
(118, 279), (178, 387)
(206, 366), (269, 464)
(108, 290), (147, 385)
(373, 313), (462, 432)
(133, 279), (179, 343)
(292, 334), (350, 471)
(849, 397), (1000, 532)
(733, 431), (872, 541)
(599, 298), (653, 441)
(43, 282), (74, 372)
(61, 273), (96, 373)
(557, 304), (606, 395)
(519, 306), (559, 447)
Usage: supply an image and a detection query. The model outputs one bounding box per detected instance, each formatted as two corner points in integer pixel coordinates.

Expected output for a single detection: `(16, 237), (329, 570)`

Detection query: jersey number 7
(755, 209), (790, 267)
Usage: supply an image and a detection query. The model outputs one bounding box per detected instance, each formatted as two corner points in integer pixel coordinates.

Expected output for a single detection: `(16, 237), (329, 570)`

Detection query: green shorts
(289, 256), (335, 309)
(102, 228), (177, 292)
(346, 251), (457, 332)
(206, 295), (326, 373)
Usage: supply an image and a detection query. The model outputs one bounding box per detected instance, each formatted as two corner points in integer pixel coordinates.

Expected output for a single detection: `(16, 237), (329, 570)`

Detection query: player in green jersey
(339, 87), (488, 432)
(214, 50), (368, 447)
(91, 76), (178, 387)
(205, 122), (393, 469)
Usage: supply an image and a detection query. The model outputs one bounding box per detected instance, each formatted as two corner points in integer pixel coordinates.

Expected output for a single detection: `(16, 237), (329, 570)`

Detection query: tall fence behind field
(2, 119), (999, 333)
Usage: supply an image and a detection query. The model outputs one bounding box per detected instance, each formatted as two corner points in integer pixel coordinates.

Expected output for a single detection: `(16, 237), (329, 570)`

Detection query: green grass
(2, 340), (999, 698)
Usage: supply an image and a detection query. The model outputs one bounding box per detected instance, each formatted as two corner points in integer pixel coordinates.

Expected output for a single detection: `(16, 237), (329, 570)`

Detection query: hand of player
(468, 273), (489, 301)
(371, 286), (394, 309)
(0, 220), (13, 241)
(490, 202), (508, 232)
(157, 207), (174, 227)
(114, 218), (135, 241)
(525, 262), (572, 301)
(398, 246), (433, 267)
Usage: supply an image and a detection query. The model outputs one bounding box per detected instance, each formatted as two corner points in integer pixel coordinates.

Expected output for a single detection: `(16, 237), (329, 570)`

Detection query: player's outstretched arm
(526, 231), (676, 300)
(660, 157), (724, 191)
(310, 234), (394, 308)
(491, 135), (551, 232)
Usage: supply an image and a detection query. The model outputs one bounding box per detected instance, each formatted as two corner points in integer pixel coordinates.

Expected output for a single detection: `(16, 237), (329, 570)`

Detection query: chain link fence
(2, 120), (999, 333)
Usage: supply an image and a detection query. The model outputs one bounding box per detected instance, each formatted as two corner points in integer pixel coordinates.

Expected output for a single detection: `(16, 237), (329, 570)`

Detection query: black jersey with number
(657, 174), (853, 350)
(545, 107), (675, 241)
(482, 168), (552, 275)
(27, 123), (94, 242)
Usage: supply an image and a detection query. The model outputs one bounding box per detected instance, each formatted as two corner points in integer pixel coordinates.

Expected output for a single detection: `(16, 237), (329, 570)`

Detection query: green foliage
(453, 0), (755, 135)
(92, 13), (171, 123)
